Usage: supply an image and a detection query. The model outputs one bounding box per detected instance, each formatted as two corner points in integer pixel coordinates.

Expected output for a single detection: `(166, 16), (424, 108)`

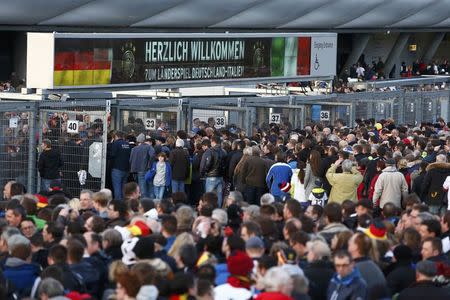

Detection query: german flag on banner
(54, 48), (112, 86)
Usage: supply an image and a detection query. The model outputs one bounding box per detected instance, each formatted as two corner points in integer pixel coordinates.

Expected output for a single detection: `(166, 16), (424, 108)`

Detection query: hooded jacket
(421, 162), (450, 206)
(373, 166), (408, 208)
(266, 162), (293, 197)
(3, 257), (40, 297)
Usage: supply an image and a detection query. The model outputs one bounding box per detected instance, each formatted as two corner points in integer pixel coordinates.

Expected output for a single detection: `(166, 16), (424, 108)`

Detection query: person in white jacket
(373, 158), (408, 208)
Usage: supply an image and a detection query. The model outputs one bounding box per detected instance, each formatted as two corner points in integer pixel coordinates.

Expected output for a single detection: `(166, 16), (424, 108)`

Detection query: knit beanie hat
(227, 250), (253, 276)
(133, 237), (155, 260)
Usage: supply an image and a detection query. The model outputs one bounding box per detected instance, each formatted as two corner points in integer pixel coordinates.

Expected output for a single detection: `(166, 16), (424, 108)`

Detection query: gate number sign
(67, 120), (79, 133)
(145, 118), (156, 130)
(215, 117), (226, 128)
(320, 111), (330, 121)
(270, 113), (281, 124)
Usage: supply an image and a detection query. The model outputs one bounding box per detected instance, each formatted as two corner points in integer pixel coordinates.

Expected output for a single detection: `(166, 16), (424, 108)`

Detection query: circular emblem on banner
(121, 42), (136, 79)
(252, 42), (265, 68)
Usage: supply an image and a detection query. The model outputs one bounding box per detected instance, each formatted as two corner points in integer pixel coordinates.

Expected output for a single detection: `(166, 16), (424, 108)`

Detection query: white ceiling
(1, 0), (449, 29)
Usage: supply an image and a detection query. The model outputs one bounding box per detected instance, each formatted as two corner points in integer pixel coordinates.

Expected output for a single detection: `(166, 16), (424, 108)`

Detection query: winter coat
(38, 148), (63, 179)
(145, 161), (172, 187)
(3, 257), (40, 297)
(70, 259), (100, 296)
(129, 143), (155, 173)
(304, 260), (335, 300)
(200, 145), (226, 177)
(304, 163), (322, 200)
(326, 165), (363, 204)
(327, 268), (367, 300)
(354, 257), (389, 300)
(373, 166), (408, 208)
(266, 162), (293, 197)
(385, 261), (416, 296)
(169, 147), (190, 181)
(398, 280), (450, 300)
(319, 155), (338, 195)
(290, 169), (307, 202)
(108, 139), (131, 171)
(421, 162), (450, 206)
(240, 156), (268, 188)
(228, 150), (243, 183)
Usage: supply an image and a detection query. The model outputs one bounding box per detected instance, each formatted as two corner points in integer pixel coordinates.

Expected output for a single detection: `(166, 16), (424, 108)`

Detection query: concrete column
(422, 32), (446, 63)
(340, 34), (371, 76)
(384, 33), (411, 79)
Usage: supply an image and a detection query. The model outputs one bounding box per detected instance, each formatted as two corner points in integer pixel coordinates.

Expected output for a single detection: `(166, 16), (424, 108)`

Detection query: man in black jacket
(421, 154), (450, 215)
(398, 260), (450, 300)
(200, 136), (226, 207)
(169, 139), (190, 194)
(38, 139), (63, 192)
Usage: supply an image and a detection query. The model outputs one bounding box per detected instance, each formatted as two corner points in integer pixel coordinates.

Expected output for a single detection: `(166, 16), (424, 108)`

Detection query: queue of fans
(0, 116), (450, 300)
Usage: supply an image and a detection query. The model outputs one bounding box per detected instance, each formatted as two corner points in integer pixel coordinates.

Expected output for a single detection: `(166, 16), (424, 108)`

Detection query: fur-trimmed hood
(426, 162), (450, 172)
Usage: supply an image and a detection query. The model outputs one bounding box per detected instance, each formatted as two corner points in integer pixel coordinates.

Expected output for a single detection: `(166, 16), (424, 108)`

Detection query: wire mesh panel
(403, 93), (418, 126)
(119, 109), (178, 136)
(0, 102), (37, 196)
(38, 101), (108, 197)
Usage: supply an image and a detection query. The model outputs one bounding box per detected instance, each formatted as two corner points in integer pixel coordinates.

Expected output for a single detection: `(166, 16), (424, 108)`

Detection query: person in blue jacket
(266, 152), (293, 201)
(145, 152), (172, 199)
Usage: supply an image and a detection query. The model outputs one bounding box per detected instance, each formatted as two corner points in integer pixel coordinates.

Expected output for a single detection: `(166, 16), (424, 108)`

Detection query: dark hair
(290, 231), (310, 247)
(196, 279), (213, 298)
(109, 200), (127, 218)
(45, 222), (64, 242)
(299, 215), (315, 234)
(197, 264), (216, 285)
(10, 183), (25, 197)
(30, 232), (44, 247)
(421, 219), (442, 237)
(67, 239), (85, 264)
(341, 200), (356, 218)
(88, 215), (105, 233)
(171, 192), (188, 205)
(310, 205), (324, 218)
(226, 234), (245, 252)
(309, 150), (322, 177)
(158, 198), (174, 214)
(324, 203), (342, 223)
(169, 272), (195, 295)
(161, 215), (177, 235)
(297, 161), (306, 184)
(241, 221), (261, 237)
(41, 265), (64, 285)
(211, 136), (221, 144)
(116, 271), (141, 298)
(285, 199), (302, 219)
(48, 245), (67, 264)
(423, 237), (443, 254)
(124, 182), (139, 198)
(382, 203), (397, 218)
(178, 244), (198, 268)
(131, 263), (156, 286)
(333, 249), (353, 262)
(260, 204), (276, 216)
(201, 192), (218, 209)
(6, 203), (26, 219)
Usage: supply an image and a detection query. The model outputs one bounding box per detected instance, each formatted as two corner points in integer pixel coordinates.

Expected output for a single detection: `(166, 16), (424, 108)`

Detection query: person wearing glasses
(327, 250), (367, 300)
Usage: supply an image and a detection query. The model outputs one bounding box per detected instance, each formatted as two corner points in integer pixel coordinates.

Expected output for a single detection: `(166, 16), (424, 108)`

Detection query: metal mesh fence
(119, 109), (178, 136)
(0, 102), (37, 197)
(38, 101), (108, 197)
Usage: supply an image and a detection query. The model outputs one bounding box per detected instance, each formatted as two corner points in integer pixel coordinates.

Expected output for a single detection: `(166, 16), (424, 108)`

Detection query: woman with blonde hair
(168, 232), (195, 258)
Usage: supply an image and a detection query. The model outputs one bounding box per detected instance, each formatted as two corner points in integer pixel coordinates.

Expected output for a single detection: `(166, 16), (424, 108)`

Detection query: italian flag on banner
(54, 48), (112, 86)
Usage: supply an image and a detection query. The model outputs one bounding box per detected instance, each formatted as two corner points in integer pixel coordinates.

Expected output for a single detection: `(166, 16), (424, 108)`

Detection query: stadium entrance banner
(27, 33), (337, 89)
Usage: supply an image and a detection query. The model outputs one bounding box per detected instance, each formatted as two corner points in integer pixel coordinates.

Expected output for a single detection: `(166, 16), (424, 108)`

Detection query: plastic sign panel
(215, 116), (226, 128)
(320, 111), (330, 121)
(67, 120), (79, 133)
(145, 118), (156, 130)
(88, 142), (102, 178)
(26, 33), (337, 89)
(9, 117), (18, 128)
(269, 113), (281, 124)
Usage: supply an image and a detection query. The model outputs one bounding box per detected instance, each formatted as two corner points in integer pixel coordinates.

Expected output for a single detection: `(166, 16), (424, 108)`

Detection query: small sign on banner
(270, 113), (281, 124)
(320, 111), (330, 121)
(145, 118), (156, 130)
(67, 120), (79, 133)
(215, 116), (226, 128)
(9, 117), (18, 128)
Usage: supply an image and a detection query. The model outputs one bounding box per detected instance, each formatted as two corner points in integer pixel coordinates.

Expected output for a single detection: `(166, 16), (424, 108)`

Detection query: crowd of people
(0, 115), (450, 300)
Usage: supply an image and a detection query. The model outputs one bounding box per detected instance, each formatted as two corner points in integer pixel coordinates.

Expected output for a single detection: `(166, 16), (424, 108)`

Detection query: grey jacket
(129, 143), (155, 173)
(372, 166), (408, 208)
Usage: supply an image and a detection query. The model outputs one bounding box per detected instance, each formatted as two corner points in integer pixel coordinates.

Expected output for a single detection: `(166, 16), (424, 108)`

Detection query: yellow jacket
(326, 164), (363, 203)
